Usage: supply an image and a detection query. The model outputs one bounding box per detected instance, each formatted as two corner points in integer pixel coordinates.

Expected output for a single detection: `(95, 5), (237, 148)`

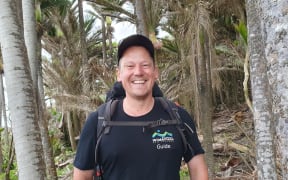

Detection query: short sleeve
(73, 111), (98, 170)
(177, 107), (205, 162)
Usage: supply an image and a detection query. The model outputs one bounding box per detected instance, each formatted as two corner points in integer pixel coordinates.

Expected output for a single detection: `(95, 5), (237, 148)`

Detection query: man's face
(117, 46), (158, 100)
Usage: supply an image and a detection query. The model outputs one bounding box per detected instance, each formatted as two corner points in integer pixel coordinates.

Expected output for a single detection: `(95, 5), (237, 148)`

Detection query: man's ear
(116, 67), (121, 81)
(154, 66), (159, 80)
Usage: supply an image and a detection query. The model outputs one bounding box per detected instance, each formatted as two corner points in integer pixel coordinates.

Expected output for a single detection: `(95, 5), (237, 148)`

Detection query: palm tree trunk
(247, 0), (284, 179)
(0, 74), (9, 144)
(78, 0), (88, 64)
(67, 111), (77, 151)
(106, 17), (113, 60)
(0, 113), (2, 174)
(37, 36), (58, 179)
(5, 137), (15, 180)
(199, 27), (214, 178)
(135, 0), (148, 36)
(101, 15), (107, 62)
(0, 73), (5, 174)
(22, 1), (57, 178)
(188, 1), (214, 178)
(78, 0), (90, 97)
(22, 0), (38, 85)
(0, 0), (46, 179)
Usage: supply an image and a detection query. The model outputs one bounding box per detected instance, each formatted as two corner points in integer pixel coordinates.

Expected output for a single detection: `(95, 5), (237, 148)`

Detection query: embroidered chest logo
(152, 129), (174, 150)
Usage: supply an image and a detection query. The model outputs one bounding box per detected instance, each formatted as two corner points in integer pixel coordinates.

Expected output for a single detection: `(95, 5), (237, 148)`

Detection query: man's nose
(134, 65), (144, 75)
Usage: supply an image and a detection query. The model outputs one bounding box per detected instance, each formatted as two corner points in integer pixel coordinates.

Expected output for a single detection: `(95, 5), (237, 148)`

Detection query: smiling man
(73, 34), (208, 180)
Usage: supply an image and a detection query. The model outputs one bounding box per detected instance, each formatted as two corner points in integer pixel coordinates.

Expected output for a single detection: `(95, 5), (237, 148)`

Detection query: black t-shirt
(74, 99), (204, 180)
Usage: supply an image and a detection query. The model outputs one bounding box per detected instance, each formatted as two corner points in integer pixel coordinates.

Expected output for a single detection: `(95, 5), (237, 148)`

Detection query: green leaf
(234, 20), (247, 45)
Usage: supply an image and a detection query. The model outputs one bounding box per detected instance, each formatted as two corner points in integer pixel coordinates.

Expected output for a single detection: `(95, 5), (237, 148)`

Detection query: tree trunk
(135, 0), (148, 36)
(197, 27), (214, 178)
(78, 0), (89, 96)
(259, 1), (288, 178)
(37, 35), (58, 179)
(78, 0), (88, 65)
(246, 0), (278, 179)
(0, 73), (4, 174)
(22, 1), (57, 178)
(5, 137), (15, 180)
(67, 111), (77, 151)
(101, 15), (107, 63)
(188, 2), (214, 177)
(106, 16), (113, 60)
(0, 74), (9, 144)
(0, 0), (46, 179)
(22, 0), (37, 85)
(0, 114), (2, 174)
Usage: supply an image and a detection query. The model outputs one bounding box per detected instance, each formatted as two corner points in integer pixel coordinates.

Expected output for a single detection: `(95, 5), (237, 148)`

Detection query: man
(73, 34), (208, 180)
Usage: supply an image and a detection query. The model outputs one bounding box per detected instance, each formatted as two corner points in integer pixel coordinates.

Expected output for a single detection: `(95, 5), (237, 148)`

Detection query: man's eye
(126, 65), (134, 68)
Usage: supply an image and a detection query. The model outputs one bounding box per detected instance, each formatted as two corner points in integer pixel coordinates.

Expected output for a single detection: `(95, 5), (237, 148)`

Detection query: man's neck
(123, 97), (154, 117)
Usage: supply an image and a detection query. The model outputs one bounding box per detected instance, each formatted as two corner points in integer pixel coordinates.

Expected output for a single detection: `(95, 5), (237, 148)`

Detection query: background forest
(0, 0), (287, 180)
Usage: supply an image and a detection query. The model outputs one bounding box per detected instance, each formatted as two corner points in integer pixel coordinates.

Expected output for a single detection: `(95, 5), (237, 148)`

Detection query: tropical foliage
(0, 0), (287, 179)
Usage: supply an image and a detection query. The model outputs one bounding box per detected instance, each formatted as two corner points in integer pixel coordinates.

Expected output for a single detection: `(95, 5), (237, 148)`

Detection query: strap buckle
(149, 119), (169, 128)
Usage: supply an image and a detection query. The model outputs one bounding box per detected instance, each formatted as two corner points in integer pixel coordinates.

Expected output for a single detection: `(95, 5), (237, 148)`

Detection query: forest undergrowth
(211, 104), (256, 180)
(181, 103), (257, 180)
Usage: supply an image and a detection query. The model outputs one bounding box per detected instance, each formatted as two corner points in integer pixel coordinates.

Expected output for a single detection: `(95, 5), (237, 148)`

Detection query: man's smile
(132, 80), (146, 84)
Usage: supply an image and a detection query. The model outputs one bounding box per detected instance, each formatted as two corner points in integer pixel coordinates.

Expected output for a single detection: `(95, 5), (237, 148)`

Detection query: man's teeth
(133, 80), (145, 84)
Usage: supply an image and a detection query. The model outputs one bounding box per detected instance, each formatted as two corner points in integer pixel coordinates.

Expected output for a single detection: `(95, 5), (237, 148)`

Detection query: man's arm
(73, 167), (94, 180)
(187, 154), (209, 180)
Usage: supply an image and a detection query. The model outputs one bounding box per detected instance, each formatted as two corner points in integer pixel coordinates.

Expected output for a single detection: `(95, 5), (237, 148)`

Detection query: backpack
(94, 82), (194, 179)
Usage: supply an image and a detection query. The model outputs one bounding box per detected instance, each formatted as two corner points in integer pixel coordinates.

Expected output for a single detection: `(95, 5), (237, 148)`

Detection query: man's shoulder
(154, 97), (189, 114)
(96, 99), (122, 116)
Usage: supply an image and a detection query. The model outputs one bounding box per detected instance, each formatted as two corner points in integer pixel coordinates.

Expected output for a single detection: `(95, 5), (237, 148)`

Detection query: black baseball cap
(117, 34), (155, 64)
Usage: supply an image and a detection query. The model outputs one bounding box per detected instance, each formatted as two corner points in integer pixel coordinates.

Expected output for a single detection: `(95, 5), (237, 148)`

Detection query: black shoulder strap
(98, 99), (119, 136)
(95, 100), (118, 172)
(155, 97), (180, 121)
